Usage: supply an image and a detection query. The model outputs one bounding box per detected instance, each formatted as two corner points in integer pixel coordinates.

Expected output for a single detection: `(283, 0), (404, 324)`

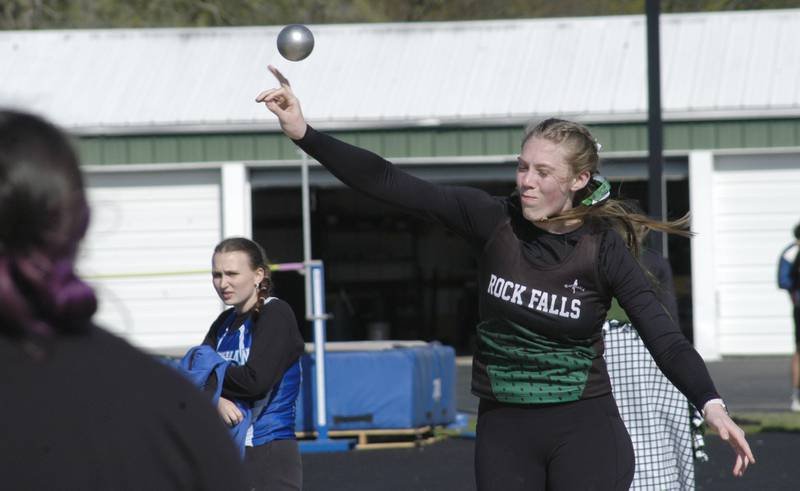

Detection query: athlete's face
(212, 251), (265, 313)
(516, 137), (590, 223)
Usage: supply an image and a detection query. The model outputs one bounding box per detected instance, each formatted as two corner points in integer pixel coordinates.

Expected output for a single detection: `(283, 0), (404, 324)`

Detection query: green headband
(581, 174), (611, 206)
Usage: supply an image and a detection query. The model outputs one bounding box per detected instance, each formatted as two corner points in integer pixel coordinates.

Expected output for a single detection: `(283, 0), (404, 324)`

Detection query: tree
(2, 0), (799, 30)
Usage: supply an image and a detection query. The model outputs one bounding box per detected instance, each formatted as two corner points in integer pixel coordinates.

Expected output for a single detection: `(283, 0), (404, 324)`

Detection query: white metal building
(2, 9), (799, 356)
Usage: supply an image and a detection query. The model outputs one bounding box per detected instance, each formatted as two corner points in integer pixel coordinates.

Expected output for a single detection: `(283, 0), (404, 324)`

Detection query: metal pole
(295, 156), (352, 453)
(646, 0), (667, 256)
(301, 150), (313, 319)
(310, 261), (329, 439)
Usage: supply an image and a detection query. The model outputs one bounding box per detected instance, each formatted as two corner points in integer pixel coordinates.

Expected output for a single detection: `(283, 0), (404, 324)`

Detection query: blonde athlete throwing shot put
(256, 66), (755, 490)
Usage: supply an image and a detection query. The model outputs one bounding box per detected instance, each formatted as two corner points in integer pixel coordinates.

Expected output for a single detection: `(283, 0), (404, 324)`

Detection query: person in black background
(256, 66), (755, 490)
(0, 110), (245, 490)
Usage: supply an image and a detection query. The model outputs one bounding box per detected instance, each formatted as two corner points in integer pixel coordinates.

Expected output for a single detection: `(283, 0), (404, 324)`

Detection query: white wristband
(702, 398), (727, 418)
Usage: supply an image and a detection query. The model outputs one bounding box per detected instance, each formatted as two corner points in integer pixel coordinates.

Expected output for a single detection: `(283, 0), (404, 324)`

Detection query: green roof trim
(76, 119), (800, 166)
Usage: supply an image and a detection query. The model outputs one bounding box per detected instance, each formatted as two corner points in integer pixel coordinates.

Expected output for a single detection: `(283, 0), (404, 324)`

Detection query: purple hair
(0, 110), (97, 340)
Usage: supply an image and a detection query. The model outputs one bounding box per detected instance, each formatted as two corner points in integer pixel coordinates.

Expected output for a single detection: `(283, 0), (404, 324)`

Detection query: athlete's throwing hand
(256, 65), (307, 140)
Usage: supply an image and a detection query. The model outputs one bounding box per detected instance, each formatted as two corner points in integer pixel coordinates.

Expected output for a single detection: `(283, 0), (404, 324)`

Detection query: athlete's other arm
(603, 231), (755, 476)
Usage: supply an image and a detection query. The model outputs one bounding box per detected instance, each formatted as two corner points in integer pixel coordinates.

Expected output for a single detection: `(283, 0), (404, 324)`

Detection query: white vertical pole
(301, 151), (312, 263)
(301, 151), (313, 320)
(221, 162), (251, 238)
(300, 152), (330, 438)
(689, 150), (720, 361)
(311, 262), (329, 438)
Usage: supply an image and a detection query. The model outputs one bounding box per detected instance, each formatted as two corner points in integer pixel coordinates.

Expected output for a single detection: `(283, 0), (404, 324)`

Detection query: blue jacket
(179, 345), (251, 456)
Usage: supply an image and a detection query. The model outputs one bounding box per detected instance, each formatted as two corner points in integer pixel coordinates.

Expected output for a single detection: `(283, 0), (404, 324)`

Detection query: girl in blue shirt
(204, 237), (305, 490)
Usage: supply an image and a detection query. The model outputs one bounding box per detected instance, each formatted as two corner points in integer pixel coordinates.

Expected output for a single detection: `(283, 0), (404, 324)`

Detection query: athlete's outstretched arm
(256, 66), (504, 245)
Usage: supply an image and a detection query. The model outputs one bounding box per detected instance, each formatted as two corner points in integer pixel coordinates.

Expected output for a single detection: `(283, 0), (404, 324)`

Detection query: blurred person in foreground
(0, 110), (245, 490)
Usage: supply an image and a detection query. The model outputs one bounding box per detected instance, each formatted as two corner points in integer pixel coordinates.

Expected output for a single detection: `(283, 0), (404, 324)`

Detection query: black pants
(475, 394), (634, 491)
(244, 440), (302, 491)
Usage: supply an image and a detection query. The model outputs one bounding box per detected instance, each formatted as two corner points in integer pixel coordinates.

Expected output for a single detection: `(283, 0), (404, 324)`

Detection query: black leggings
(244, 440), (302, 491)
(475, 394), (634, 491)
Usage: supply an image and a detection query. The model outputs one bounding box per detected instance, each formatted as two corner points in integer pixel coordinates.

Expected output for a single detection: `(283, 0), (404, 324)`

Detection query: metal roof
(2, 9), (800, 134)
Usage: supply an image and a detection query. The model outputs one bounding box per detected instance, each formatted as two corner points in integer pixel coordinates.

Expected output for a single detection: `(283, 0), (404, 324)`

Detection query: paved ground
(302, 356), (799, 490)
(304, 438), (475, 491)
(303, 432), (797, 490)
(456, 355), (797, 414)
(704, 356), (794, 413)
(696, 432), (798, 490)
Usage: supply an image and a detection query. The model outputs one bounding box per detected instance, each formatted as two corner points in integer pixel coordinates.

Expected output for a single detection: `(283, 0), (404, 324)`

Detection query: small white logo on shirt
(564, 279), (585, 294)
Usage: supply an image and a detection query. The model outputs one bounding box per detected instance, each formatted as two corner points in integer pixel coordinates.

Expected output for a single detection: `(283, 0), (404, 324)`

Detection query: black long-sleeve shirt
(202, 298), (304, 402)
(294, 125), (719, 410)
(0, 326), (246, 490)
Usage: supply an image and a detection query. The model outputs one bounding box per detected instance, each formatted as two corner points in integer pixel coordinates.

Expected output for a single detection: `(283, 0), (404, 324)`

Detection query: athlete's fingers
(743, 440), (756, 465)
(256, 91), (290, 119)
(733, 453), (743, 476)
(256, 88), (288, 105)
(726, 426), (755, 476)
(255, 88), (279, 103)
(268, 64), (291, 87)
(730, 426), (755, 464)
(258, 88), (293, 111)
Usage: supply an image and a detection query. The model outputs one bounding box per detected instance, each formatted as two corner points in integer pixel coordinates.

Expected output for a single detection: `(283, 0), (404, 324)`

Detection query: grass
(433, 412), (800, 440)
(433, 416), (477, 438)
(731, 411), (800, 433)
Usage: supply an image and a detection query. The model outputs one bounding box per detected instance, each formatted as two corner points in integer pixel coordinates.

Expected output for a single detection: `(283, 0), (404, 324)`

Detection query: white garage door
(713, 153), (800, 354)
(77, 169), (223, 352)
